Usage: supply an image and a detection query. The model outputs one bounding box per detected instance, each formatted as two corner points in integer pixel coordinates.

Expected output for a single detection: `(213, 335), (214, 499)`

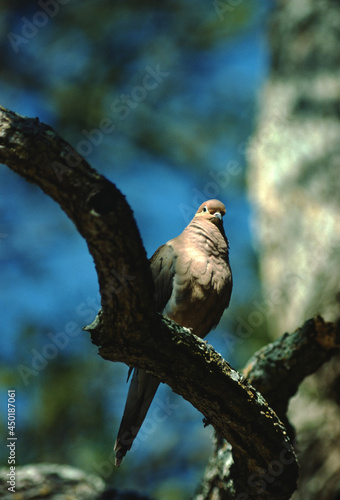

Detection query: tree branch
(1, 106), (338, 498)
(196, 316), (340, 499)
(243, 315), (340, 418)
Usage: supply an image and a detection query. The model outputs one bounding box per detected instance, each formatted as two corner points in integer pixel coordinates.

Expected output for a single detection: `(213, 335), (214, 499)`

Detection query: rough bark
(195, 316), (340, 500)
(1, 105), (339, 498)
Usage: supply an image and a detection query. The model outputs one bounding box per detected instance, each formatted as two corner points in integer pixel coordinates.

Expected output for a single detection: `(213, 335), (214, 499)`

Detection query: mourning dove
(114, 199), (232, 466)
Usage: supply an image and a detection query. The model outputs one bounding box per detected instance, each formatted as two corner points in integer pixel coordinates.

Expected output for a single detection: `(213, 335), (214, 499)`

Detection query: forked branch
(2, 105), (338, 498)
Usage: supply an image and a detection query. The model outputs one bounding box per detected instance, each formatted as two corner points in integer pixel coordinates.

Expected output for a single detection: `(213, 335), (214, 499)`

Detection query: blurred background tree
(247, 1), (340, 498)
(0, 0), (339, 499)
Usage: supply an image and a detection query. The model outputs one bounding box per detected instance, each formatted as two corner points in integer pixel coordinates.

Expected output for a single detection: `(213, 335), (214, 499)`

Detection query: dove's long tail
(114, 368), (160, 466)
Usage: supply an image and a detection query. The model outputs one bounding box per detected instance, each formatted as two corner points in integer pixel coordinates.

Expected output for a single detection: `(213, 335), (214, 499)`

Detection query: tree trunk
(247, 1), (340, 498)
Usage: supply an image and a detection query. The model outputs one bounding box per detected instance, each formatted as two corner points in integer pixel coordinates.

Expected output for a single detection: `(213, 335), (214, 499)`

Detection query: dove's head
(195, 199), (226, 227)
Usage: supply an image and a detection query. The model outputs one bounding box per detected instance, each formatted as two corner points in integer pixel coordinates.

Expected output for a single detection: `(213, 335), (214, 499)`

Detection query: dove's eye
(202, 206), (209, 213)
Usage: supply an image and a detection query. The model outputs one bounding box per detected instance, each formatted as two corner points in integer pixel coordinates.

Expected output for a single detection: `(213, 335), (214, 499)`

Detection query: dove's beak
(213, 211), (222, 220)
